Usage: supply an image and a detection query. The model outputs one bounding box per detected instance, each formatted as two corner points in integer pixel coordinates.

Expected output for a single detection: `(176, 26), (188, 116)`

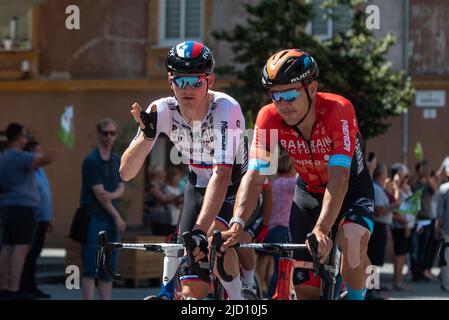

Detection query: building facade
(0, 0), (447, 247)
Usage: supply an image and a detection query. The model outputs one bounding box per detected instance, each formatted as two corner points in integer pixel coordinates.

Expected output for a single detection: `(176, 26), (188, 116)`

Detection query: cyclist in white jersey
(120, 41), (248, 300)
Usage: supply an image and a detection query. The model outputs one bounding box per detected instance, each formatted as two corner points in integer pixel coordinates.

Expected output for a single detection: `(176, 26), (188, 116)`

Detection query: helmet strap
(290, 82), (312, 128)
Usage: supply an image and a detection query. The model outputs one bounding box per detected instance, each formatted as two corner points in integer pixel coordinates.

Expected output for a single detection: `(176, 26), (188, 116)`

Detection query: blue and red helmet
(166, 41), (215, 74)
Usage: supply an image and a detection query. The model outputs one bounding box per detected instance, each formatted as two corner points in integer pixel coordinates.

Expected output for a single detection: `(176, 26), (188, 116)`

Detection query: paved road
(37, 263), (448, 300)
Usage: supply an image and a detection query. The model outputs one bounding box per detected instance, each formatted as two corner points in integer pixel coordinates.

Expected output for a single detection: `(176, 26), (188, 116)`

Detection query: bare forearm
(426, 176), (438, 193)
(194, 173), (230, 232)
(120, 133), (153, 181)
(262, 189), (273, 225)
(234, 171), (265, 225)
(101, 200), (121, 220)
(316, 177), (348, 234)
(112, 183), (125, 199)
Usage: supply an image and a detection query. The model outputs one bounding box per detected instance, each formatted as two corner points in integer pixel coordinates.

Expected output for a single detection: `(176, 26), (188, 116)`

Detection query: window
(159, 0), (203, 47)
(306, 0), (352, 41)
(0, 0), (36, 51)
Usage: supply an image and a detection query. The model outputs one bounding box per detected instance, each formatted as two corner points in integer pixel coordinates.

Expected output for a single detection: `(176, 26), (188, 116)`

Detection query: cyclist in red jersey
(220, 49), (375, 300)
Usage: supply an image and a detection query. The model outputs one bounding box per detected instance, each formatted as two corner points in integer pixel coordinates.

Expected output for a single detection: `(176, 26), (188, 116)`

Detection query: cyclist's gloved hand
(130, 103), (158, 141)
(255, 225), (269, 243)
(191, 229), (209, 262)
(139, 105), (158, 140)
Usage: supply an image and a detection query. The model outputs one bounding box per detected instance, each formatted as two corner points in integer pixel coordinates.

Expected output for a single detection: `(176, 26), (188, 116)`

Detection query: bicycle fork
(272, 257), (296, 300)
(156, 249), (184, 300)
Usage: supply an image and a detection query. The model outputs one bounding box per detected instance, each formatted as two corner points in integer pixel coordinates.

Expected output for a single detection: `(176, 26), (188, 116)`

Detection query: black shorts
(288, 181), (375, 263)
(0, 206), (37, 245)
(177, 181), (238, 240)
(391, 228), (411, 255)
(367, 221), (389, 266)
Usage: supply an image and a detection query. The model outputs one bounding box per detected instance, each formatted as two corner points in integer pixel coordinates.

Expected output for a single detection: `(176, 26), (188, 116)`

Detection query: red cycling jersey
(249, 92), (368, 194)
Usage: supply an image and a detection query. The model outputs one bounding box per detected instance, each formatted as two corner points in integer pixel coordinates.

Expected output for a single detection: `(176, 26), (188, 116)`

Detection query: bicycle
(96, 230), (234, 300)
(270, 233), (342, 300)
(96, 230), (340, 300)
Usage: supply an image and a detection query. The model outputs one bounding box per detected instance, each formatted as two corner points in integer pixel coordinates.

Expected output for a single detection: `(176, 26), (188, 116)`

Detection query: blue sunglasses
(172, 76), (207, 89)
(269, 88), (302, 102)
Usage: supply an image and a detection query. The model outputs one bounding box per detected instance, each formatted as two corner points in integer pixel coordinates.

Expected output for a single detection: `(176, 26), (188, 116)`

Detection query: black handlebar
(96, 230), (335, 290)
(96, 230), (122, 282)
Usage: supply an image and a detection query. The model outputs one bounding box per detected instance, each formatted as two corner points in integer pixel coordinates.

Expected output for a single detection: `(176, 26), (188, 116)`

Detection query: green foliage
(213, 0), (413, 140)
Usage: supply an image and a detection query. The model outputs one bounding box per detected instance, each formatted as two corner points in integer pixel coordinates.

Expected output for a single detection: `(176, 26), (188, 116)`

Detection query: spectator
(165, 168), (184, 233)
(20, 141), (54, 299)
(385, 163), (413, 291)
(367, 152), (377, 178)
(0, 123), (52, 300)
(80, 118), (125, 300)
(256, 151), (296, 298)
(436, 169), (449, 291)
(436, 156), (449, 184)
(144, 165), (178, 236)
(409, 160), (438, 282)
(366, 163), (399, 299)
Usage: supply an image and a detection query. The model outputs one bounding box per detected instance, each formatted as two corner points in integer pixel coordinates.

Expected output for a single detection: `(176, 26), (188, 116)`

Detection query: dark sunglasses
(269, 88), (303, 103)
(172, 75), (207, 89)
(100, 131), (116, 137)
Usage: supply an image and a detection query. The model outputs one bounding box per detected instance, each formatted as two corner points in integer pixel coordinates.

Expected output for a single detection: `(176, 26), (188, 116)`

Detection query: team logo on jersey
(295, 270), (305, 281)
(341, 119), (351, 152)
(176, 41), (203, 59)
(354, 138), (364, 175)
(354, 197), (375, 213)
(221, 121), (228, 151)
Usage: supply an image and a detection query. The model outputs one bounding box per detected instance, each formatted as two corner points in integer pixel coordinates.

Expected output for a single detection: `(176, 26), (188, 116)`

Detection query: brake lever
(96, 231), (122, 282)
(306, 232), (320, 277)
(212, 230), (233, 282)
(182, 231), (205, 280)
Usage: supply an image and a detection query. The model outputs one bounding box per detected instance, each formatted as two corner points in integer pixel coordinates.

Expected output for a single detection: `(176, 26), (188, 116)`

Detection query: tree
(213, 0), (413, 139)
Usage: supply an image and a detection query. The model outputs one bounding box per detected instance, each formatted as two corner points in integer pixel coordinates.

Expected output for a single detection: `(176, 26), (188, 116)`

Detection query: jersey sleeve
(212, 100), (246, 166)
(82, 157), (103, 187)
(328, 98), (358, 169)
(248, 106), (276, 174)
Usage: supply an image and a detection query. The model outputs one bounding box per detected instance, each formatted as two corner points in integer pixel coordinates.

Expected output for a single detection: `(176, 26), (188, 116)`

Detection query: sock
(219, 276), (243, 300)
(241, 268), (256, 287)
(346, 285), (367, 300)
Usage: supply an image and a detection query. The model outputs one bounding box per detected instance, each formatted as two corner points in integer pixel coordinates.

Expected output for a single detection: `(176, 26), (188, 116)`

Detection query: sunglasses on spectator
(171, 75), (207, 89)
(100, 131), (116, 137)
(269, 87), (303, 102)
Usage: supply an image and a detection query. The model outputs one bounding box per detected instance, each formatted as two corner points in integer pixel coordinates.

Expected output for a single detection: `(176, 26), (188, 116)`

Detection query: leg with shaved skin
(209, 220), (243, 299)
(337, 222), (371, 299)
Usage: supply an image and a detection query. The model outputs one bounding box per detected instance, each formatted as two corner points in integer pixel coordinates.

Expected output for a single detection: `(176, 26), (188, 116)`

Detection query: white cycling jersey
(140, 90), (248, 188)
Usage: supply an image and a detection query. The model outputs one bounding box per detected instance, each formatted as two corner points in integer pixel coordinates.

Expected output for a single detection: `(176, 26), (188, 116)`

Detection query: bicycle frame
(272, 233), (341, 300)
